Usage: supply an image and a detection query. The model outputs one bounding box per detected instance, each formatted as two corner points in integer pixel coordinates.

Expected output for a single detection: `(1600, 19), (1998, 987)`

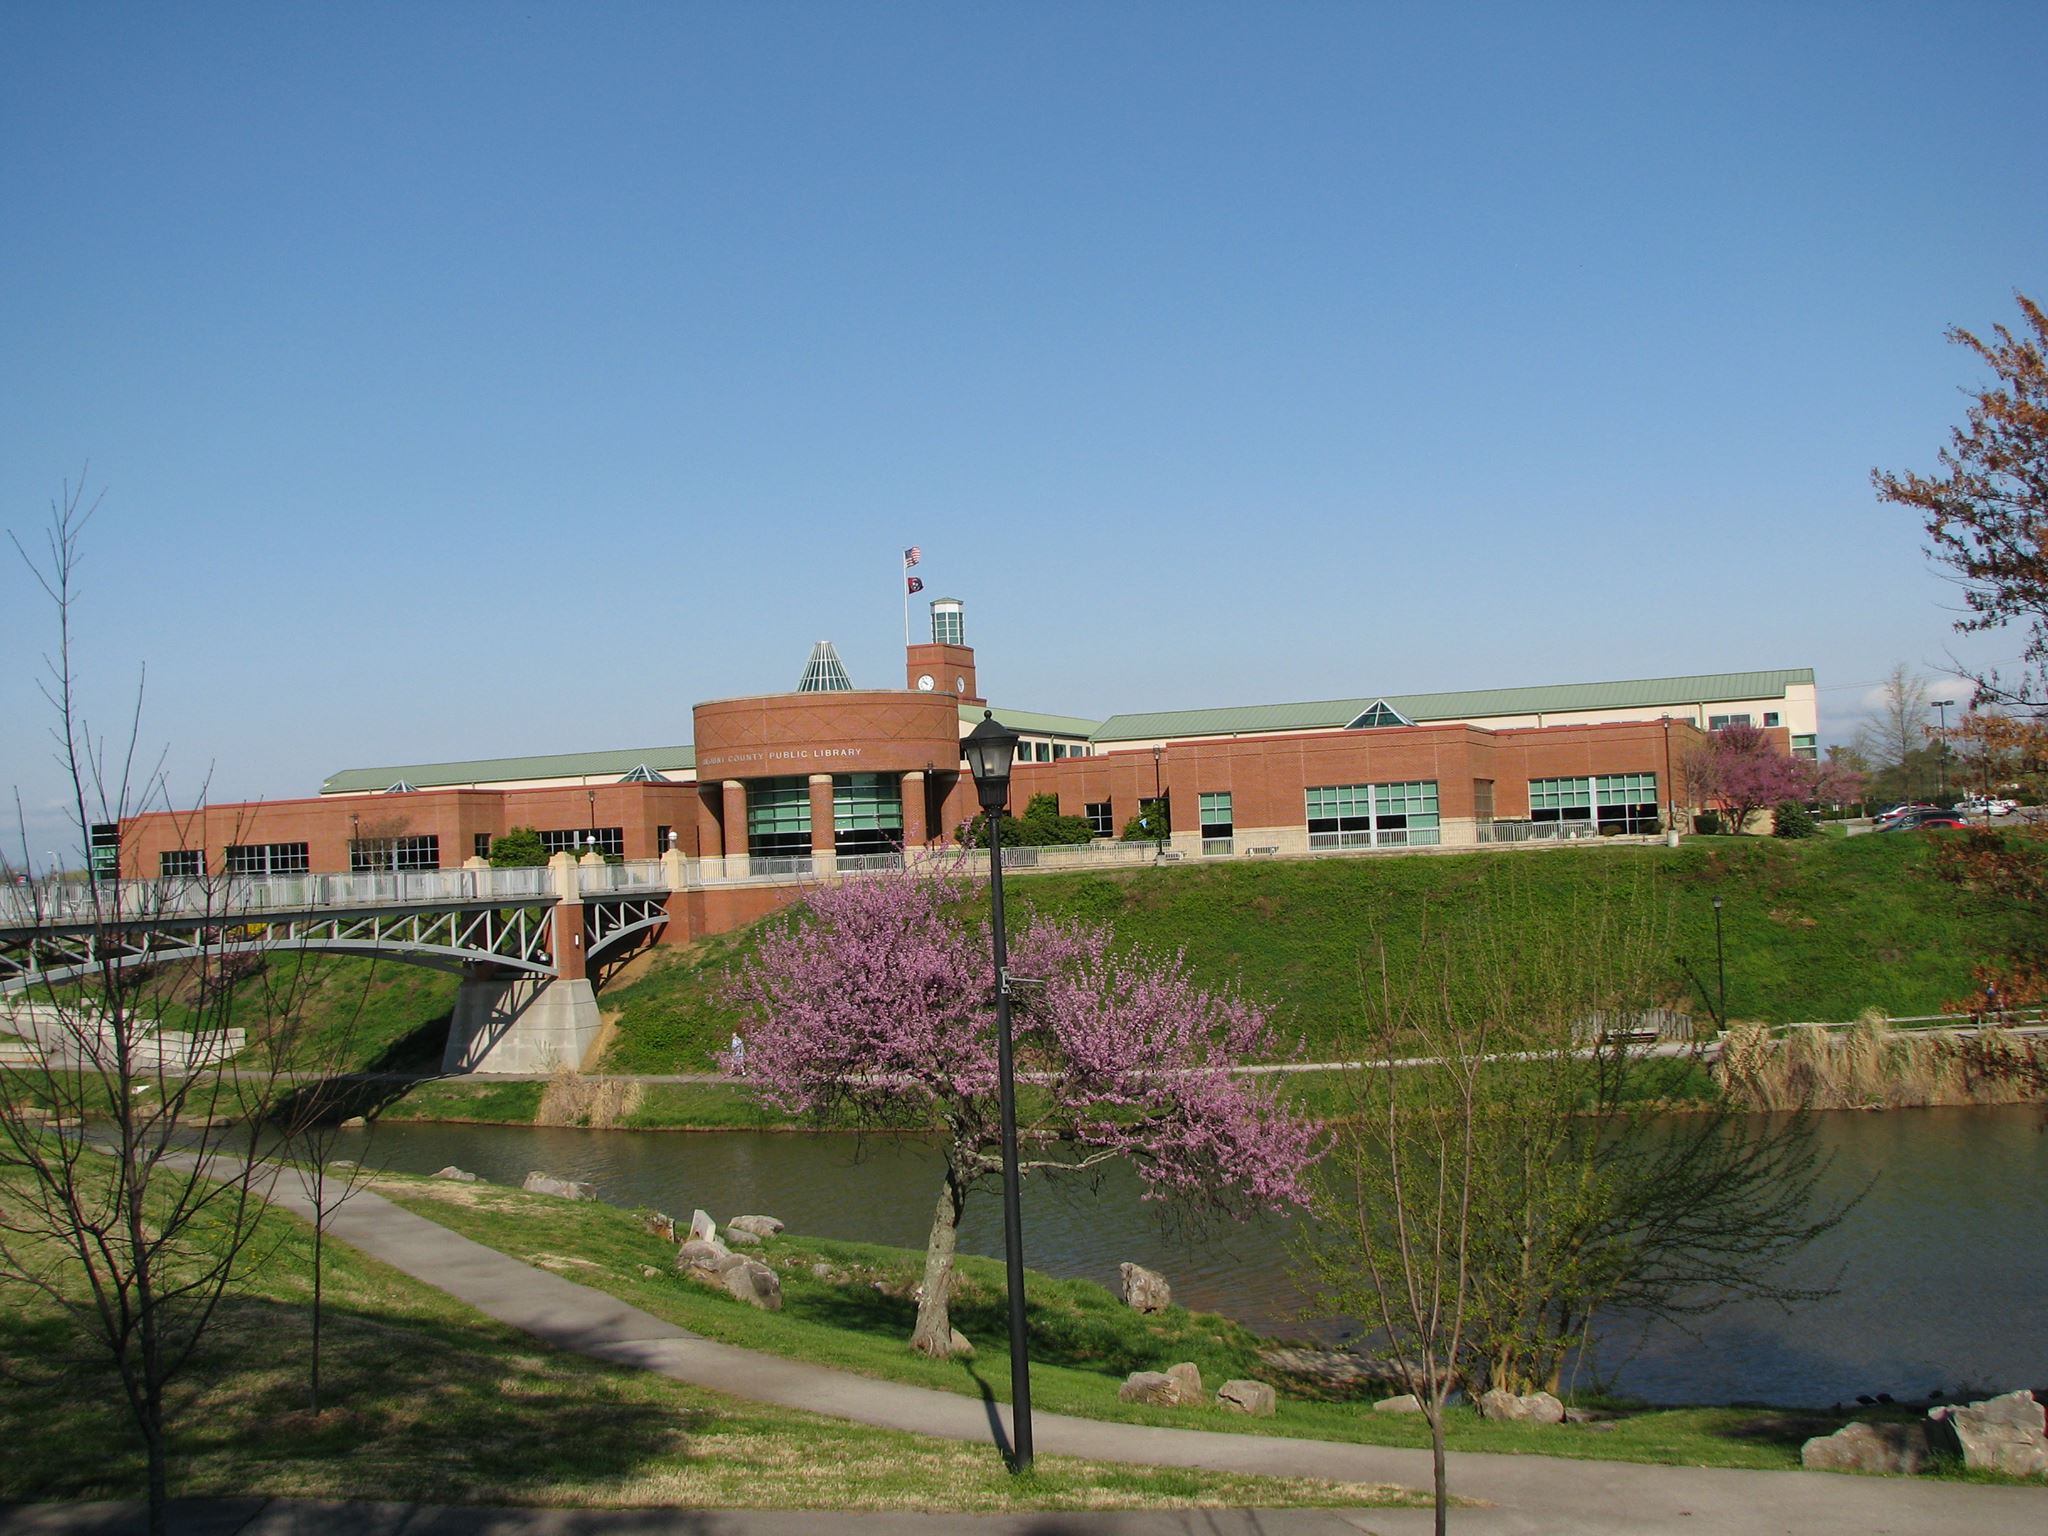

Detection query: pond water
(330, 1103), (2048, 1408)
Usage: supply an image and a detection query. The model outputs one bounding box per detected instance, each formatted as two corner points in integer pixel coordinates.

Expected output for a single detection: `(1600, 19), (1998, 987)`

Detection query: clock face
(916, 674), (935, 692)
(955, 676), (967, 693)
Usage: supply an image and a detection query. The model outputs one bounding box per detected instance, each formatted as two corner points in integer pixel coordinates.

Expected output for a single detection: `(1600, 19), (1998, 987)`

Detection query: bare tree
(0, 480), (318, 1535)
(1299, 934), (1486, 1536)
(1302, 892), (1845, 1531)
(1856, 664), (1933, 798)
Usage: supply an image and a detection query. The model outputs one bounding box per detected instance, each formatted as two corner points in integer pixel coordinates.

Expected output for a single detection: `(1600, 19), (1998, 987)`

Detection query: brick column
(901, 770), (927, 848)
(696, 785), (726, 880)
(722, 780), (748, 875)
(808, 773), (837, 876)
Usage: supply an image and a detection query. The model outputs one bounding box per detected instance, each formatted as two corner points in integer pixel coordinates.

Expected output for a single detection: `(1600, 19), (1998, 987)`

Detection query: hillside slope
(599, 833), (1995, 1072)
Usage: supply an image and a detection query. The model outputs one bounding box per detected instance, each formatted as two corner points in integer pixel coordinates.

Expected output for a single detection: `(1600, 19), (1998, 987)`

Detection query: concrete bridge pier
(442, 972), (602, 1075)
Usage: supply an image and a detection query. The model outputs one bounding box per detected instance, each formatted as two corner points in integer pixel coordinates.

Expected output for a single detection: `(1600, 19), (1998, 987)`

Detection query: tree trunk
(909, 1161), (969, 1357)
(144, 1383), (168, 1536)
(310, 1204), (324, 1415)
(1426, 1399), (1449, 1536)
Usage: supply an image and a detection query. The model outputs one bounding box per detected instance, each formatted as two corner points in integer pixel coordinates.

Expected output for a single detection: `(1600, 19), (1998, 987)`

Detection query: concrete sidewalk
(213, 1183), (2041, 1536)
(4, 1501), (1392, 1535)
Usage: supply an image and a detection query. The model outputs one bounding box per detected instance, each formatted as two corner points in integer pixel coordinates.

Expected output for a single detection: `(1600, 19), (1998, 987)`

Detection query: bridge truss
(0, 892), (667, 995)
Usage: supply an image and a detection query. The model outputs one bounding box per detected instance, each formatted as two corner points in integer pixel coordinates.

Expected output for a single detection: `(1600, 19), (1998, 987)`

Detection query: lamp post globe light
(1711, 894), (1727, 1026)
(961, 709), (1035, 1472)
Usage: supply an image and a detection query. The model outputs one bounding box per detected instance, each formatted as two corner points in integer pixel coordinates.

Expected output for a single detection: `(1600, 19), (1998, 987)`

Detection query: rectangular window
(656, 824), (672, 853)
(541, 827), (624, 858)
(1763, 712), (1781, 728)
(1372, 780), (1440, 846)
(1307, 782), (1439, 849)
(1791, 733), (1818, 761)
(1529, 777), (1594, 823)
(1085, 801), (1113, 838)
(475, 833), (493, 860)
(1472, 779), (1495, 821)
(1594, 772), (1660, 834)
(160, 849), (202, 878)
(833, 773), (903, 855)
(1199, 791), (1234, 855)
(1707, 713), (1753, 731)
(90, 823), (120, 881)
(351, 835), (440, 872)
(746, 778), (812, 858)
(224, 842), (309, 876)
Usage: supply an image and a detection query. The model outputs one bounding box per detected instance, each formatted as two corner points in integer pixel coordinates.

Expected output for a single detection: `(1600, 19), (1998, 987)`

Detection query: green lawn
(0, 1159), (1415, 1513)
(594, 834), (1997, 1078)
(374, 1171), (1880, 1473)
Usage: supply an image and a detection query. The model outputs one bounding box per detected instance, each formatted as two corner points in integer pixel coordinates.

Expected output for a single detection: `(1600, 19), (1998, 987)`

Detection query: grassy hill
(597, 832), (1999, 1074)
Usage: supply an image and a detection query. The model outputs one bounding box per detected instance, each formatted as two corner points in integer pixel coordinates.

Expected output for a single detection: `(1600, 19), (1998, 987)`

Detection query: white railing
(576, 859), (668, 896)
(748, 855), (815, 880)
(1478, 820), (1600, 845)
(0, 863), (619, 927)
(836, 852), (906, 874)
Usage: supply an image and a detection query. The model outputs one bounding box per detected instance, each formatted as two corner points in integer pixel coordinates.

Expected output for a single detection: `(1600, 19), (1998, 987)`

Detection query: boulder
(1373, 1394), (1423, 1415)
(1119, 1262), (1172, 1314)
(675, 1237), (731, 1272)
(522, 1171), (596, 1201)
(642, 1212), (677, 1241)
(689, 1209), (717, 1243)
(1802, 1421), (1935, 1475)
(339, 1116), (367, 1129)
(1119, 1371), (1180, 1407)
(728, 1214), (785, 1237)
(1217, 1379), (1277, 1416)
(809, 1262), (838, 1281)
(947, 1328), (975, 1359)
(1167, 1362), (1204, 1404)
(432, 1166), (479, 1183)
(1478, 1389), (1565, 1424)
(724, 1228), (763, 1247)
(1929, 1390), (2048, 1478)
(720, 1257), (783, 1311)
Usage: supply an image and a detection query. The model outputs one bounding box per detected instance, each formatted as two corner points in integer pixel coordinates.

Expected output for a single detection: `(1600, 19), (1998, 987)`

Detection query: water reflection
(333, 1104), (2047, 1407)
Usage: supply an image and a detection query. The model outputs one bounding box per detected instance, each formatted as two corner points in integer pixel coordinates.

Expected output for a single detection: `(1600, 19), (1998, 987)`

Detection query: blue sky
(4, 3), (2043, 860)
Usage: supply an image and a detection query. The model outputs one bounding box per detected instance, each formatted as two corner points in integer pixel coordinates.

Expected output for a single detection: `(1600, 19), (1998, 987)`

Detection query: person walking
(728, 1031), (746, 1076)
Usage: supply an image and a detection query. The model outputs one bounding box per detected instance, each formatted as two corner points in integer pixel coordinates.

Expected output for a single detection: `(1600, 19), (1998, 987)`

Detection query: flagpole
(903, 550), (910, 647)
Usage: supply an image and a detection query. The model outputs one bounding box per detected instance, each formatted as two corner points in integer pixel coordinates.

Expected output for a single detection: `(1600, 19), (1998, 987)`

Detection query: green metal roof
(321, 744), (697, 795)
(1089, 669), (1816, 743)
(965, 703), (1101, 738)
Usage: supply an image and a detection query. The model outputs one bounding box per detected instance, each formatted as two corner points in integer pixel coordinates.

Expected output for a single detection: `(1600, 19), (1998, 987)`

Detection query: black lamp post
(1711, 894), (1727, 1026)
(1150, 745), (1165, 857)
(1934, 700), (1955, 800)
(961, 709), (1034, 1472)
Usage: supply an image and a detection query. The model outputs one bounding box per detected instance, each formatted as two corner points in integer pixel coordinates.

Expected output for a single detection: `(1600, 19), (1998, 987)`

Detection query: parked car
(1877, 809), (1967, 831)
(1873, 802), (1937, 826)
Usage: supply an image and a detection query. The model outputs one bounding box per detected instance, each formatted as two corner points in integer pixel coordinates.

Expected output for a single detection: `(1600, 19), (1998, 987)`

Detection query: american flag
(906, 575), (924, 594)
(903, 546), (921, 568)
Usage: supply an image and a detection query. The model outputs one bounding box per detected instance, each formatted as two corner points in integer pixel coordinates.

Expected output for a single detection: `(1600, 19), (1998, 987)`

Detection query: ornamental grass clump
(723, 860), (1322, 1359)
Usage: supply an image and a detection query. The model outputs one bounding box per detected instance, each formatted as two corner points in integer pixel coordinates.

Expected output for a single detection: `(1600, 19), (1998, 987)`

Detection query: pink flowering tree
(724, 863), (1322, 1357)
(1684, 723), (1810, 833)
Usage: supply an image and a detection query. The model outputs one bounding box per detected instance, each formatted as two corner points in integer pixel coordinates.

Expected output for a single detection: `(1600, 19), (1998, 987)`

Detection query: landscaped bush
(1772, 801), (1819, 839)
(1693, 810), (1724, 836)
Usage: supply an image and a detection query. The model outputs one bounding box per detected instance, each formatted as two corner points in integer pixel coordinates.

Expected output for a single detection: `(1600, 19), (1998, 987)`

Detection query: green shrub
(1120, 797), (1170, 843)
(1693, 810), (1724, 836)
(1772, 801), (1819, 839)
(488, 826), (548, 867)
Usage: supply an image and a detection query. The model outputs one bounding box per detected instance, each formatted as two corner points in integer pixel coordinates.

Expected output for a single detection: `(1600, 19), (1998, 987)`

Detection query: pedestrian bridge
(0, 859), (677, 996)
(0, 859), (694, 1075)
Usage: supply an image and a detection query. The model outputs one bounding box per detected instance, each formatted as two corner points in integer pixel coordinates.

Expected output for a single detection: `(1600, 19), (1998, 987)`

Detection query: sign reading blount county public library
(695, 746), (868, 771)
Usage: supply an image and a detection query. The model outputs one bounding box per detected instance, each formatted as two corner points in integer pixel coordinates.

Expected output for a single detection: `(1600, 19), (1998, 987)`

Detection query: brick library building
(117, 596), (1818, 941)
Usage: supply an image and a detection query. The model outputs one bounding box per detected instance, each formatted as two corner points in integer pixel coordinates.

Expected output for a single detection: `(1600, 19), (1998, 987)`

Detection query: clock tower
(906, 596), (980, 703)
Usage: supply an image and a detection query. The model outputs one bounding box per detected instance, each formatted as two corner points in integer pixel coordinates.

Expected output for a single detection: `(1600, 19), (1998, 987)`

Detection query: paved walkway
(154, 1182), (2032, 1536)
